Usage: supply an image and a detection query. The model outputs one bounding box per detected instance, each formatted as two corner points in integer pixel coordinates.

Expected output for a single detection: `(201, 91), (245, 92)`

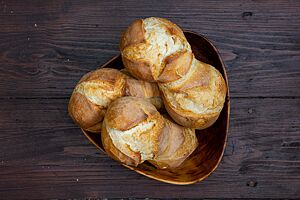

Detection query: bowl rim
(81, 31), (230, 185)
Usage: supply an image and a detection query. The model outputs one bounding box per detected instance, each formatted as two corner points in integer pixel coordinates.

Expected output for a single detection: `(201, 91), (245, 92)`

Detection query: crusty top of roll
(103, 97), (165, 164)
(68, 68), (126, 130)
(120, 17), (192, 81)
(75, 68), (126, 108)
(159, 59), (227, 125)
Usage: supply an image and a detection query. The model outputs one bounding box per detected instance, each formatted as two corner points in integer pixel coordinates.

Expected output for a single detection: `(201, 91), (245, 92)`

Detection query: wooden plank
(0, 98), (299, 199)
(0, 0), (300, 98)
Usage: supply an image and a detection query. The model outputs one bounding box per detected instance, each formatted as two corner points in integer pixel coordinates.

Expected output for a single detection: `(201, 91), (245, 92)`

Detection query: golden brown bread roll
(120, 17), (192, 82)
(101, 96), (198, 169)
(102, 96), (165, 166)
(68, 68), (162, 133)
(159, 59), (227, 129)
(120, 17), (227, 129)
(68, 68), (125, 132)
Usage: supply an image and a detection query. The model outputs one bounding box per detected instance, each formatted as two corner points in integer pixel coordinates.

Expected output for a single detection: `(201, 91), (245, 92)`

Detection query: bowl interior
(81, 31), (230, 185)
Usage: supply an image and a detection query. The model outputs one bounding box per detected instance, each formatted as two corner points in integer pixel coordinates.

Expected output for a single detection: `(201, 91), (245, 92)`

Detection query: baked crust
(125, 76), (163, 110)
(150, 116), (198, 169)
(159, 59), (227, 129)
(120, 17), (226, 129)
(68, 92), (105, 131)
(68, 68), (162, 133)
(102, 97), (165, 166)
(158, 50), (193, 83)
(102, 96), (199, 169)
(125, 77), (160, 98)
(68, 68), (126, 132)
(101, 121), (139, 166)
(120, 17), (191, 81)
(120, 19), (145, 51)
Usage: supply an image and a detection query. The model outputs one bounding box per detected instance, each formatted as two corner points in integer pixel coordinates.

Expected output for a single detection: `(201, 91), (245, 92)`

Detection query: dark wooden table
(1, 1), (299, 199)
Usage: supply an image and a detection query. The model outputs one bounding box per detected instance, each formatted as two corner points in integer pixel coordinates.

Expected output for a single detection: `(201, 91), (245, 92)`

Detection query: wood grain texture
(0, 0), (300, 199)
(0, 98), (299, 199)
(0, 0), (299, 98)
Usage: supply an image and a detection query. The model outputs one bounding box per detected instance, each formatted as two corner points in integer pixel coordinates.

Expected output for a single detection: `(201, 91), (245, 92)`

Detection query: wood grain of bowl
(81, 31), (230, 185)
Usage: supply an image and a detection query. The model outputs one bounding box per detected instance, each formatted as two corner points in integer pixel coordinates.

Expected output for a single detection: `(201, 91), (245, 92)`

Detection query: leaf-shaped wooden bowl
(81, 31), (230, 185)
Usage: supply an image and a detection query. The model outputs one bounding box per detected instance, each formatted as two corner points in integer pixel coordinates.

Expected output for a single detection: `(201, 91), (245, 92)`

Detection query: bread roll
(68, 68), (162, 133)
(102, 96), (198, 169)
(150, 116), (198, 169)
(120, 17), (192, 82)
(68, 68), (126, 133)
(159, 59), (227, 129)
(120, 17), (227, 129)
(102, 97), (165, 166)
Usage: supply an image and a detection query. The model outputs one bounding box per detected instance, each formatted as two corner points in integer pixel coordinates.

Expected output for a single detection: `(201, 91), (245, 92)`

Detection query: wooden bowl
(81, 31), (230, 185)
